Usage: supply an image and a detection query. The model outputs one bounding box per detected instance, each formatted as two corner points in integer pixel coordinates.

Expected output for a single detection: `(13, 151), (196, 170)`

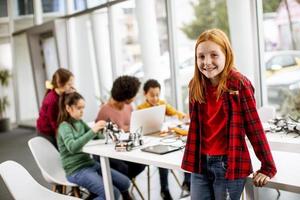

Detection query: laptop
(130, 105), (166, 135)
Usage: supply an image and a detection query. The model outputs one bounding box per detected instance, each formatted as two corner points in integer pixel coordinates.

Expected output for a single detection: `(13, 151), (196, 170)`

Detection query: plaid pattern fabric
(181, 70), (277, 180)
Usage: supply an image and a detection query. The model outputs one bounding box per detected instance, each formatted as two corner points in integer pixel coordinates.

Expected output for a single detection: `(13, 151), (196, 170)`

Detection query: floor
(0, 128), (300, 200)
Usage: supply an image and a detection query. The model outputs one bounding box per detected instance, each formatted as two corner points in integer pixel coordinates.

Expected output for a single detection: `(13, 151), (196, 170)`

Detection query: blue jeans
(191, 155), (246, 200)
(67, 162), (130, 200)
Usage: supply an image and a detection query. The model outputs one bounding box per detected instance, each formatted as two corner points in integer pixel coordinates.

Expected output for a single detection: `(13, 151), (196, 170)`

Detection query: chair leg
(72, 187), (81, 198)
(170, 170), (181, 188)
(241, 189), (245, 200)
(131, 178), (145, 200)
(147, 166), (150, 200)
(276, 189), (281, 200)
(52, 184), (57, 192)
(62, 185), (67, 194)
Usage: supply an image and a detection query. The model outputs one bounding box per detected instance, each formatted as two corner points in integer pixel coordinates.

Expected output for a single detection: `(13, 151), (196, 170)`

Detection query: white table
(83, 136), (300, 200)
(245, 149), (300, 199)
(82, 136), (184, 200)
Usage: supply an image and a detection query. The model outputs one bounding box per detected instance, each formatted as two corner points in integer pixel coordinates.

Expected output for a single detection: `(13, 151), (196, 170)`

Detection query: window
(17, 0), (65, 15)
(0, 0), (8, 17)
(173, 0), (230, 113)
(262, 0), (300, 118)
(42, 0), (60, 13)
(18, 0), (33, 15)
(74, 0), (87, 11)
(111, 0), (171, 104)
(87, 0), (107, 8)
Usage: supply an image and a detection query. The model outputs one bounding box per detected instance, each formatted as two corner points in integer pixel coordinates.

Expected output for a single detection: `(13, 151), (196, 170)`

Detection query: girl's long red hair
(189, 28), (236, 103)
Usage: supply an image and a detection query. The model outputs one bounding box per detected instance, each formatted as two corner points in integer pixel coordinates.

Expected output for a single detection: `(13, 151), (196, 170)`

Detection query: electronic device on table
(130, 105), (166, 135)
(103, 120), (144, 151)
(141, 144), (184, 155)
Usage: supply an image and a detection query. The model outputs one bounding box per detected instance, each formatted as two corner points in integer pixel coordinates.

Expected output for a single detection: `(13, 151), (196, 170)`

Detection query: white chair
(28, 137), (80, 196)
(0, 160), (81, 200)
(258, 106), (276, 123)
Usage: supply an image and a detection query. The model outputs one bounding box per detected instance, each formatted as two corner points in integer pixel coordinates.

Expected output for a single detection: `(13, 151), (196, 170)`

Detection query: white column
(108, 6), (123, 79)
(135, 0), (162, 81)
(91, 11), (113, 99)
(8, 0), (18, 124)
(227, 0), (263, 106)
(65, 0), (76, 73)
(33, 0), (43, 25)
(227, 0), (256, 82)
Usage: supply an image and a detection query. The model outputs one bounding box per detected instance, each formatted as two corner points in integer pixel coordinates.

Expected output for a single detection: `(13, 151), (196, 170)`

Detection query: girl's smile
(196, 40), (226, 85)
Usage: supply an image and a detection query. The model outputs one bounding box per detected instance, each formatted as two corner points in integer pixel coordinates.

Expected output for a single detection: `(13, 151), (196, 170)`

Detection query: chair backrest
(28, 137), (75, 186)
(258, 106), (276, 123)
(0, 160), (81, 200)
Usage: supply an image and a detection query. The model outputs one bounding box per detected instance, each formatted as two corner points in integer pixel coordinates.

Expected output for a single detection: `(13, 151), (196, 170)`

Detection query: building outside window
(42, 0), (60, 13)
(18, 0), (33, 15)
(0, 0), (8, 17)
(17, 0), (65, 15)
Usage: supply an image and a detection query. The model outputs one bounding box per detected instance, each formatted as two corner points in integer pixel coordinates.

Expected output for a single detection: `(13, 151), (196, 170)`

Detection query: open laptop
(130, 105), (166, 135)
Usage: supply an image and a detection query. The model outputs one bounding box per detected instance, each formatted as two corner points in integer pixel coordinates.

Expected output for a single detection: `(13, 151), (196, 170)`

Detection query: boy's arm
(165, 103), (185, 118)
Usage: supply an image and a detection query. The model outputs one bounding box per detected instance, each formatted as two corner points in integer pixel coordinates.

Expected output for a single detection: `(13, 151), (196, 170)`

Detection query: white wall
(13, 34), (38, 121)
(0, 42), (16, 122)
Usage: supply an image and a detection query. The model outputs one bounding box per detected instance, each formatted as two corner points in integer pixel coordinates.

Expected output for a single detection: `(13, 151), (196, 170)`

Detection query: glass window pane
(112, 0), (171, 104)
(87, 0), (107, 8)
(92, 8), (113, 102)
(74, 0), (87, 11)
(262, 0), (300, 118)
(174, 0), (230, 113)
(68, 13), (106, 121)
(42, 0), (62, 13)
(18, 0), (34, 15)
(0, 0), (8, 17)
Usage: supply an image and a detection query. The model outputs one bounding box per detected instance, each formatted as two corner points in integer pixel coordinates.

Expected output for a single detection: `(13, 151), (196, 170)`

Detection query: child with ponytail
(57, 92), (132, 200)
(37, 68), (75, 148)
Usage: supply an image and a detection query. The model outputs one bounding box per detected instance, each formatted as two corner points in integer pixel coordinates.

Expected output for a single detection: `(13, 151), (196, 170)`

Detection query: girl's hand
(92, 120), (106, 133)
(252, 172), (270, 187)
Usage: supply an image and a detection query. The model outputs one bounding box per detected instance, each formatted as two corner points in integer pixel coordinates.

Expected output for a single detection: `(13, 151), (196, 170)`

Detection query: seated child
(137, 79), (190, 200)
(137, 79), (186, 120)
(95, 75), (146, 181)
(57, 92), (132, 200)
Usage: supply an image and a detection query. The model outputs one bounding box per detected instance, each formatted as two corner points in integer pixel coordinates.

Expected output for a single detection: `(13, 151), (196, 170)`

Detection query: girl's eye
(212, 54), (218, 57)
(198, 55), (205, 60)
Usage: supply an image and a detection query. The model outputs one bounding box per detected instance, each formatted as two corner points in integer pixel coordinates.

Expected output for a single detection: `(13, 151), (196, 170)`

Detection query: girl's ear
(66, 105), (72, 113)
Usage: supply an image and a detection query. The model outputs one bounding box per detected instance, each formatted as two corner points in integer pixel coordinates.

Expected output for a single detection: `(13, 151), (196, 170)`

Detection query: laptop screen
(130, 105), (166, 135)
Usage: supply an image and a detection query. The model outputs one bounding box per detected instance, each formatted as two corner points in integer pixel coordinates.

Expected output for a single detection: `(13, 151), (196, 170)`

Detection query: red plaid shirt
(181, 70), (277, 180)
